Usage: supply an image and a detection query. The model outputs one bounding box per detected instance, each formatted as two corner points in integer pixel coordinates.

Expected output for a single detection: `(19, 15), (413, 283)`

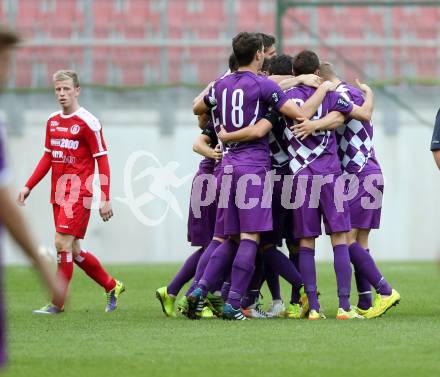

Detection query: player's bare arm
(197, 113), (210, 129)
(348, 79), (374, 121)
(432, 151), (440, 170)
(217, 118), (273, 143)
(276, 74), (322, 90)
(291, 111), (345, 140)
(193, 134), (222, 162)
(278, 98), (306, 121)
(301, 80), (340, 119)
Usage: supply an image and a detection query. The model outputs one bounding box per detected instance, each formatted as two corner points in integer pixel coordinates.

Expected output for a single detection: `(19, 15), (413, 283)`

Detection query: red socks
(52, 251), (74, 308)
(74, 250), (116, 292)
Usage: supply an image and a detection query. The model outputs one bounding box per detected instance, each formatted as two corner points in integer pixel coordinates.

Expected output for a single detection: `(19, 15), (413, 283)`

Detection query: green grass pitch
(4, 262), (440, 377)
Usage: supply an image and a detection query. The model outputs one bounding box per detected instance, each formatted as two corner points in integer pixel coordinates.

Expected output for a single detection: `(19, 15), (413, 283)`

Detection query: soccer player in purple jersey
(154, 54), (241, 319)
(190, 33), (337, 321)
(189, 32), (303, 320)
(317, 62), (400, 318)
(155, 121), (221, 318)
(238, 55), (309, 319)
(219, 50), (374, 320)
(0, 27), (62, 367)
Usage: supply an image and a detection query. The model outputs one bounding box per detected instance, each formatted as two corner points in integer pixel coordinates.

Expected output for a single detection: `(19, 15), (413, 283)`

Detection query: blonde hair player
(18, 69), (125, 314)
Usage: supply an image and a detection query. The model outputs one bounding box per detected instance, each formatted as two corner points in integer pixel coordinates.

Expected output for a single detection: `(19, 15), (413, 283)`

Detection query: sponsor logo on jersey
(50, 138), (79, 150)
(62, 156), (76, 164)
(337, 97), (350, 108)
(272, 92), (279, 103)
(52, 150), (63, 158)
(50, 121), (59, 127)
(70, 124), (80, 135)
(56, 127), (69, 132)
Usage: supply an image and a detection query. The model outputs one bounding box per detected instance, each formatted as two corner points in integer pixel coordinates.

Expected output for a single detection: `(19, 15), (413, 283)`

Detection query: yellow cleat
(199, 305), (215, 318)
(355, 306), (374, 317)
(299, 287), (309, 318)
(308, 309), (326, 320)
(364, 289), (401, 319)
(336, 307), (365, 320)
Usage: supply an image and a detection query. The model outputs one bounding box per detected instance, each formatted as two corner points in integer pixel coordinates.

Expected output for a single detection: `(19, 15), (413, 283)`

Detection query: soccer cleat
(285, 303), (302, 319)
(354, 306), (374, 317)
(155, 286), (176, 317)
(187, 287), (205, 320)
(200, 306), (215, 318)
(336, 307), (365, 320)
(206, 292), (224, 317)
(308, 309), (326, 320)
(176, 295), (189, 316)
(364, 289), (401, 319)
(242, 302), (269, 319)
(266, 300), (285, 318)
(105, 280), (125, 313)
(222, 303), (247, 321)
(299, 287), (310, 318)
(33, 304), (64, 315)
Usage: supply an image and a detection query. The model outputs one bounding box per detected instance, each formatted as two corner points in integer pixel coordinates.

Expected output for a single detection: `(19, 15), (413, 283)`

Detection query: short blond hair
(53, 69), (80, 87)
(319, 61), (337, 80)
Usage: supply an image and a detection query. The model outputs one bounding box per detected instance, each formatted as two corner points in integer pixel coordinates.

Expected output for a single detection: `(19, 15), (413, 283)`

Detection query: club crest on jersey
(70, 124), (80, 135)
(272, 92), (279, 103)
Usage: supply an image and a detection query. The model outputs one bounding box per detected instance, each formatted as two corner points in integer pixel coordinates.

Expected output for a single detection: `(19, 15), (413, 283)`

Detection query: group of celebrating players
(155, 31), (401, 320)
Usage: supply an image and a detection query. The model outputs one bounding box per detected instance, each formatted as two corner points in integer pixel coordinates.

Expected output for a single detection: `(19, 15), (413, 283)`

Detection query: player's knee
(54, 234), (73, 252)
(330, 232), (347, 246)
(299, 238), (315, 249)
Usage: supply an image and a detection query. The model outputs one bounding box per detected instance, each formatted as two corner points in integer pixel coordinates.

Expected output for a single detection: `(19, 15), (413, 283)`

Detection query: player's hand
(212, 144), (223, 162)
(99, 201), (113, 222)
(300, 74), (322, 88)
(290, 118), (316, 140)
(355, 79), (372, 93)
(17, 187), (30, 206)
(319, 80), (339, 92)
(217, 125), (231, 143)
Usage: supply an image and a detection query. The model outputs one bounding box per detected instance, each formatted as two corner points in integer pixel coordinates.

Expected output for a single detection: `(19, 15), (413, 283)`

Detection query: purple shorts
(187, 166), (217, 247)
(291, 174), (351, 239)
(215, 165), (272, 236)
(347, 170), (383, 230)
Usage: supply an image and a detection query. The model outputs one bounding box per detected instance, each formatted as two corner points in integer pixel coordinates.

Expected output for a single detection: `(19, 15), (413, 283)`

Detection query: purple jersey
(283, 85), (353, 175)
(335, 82), (381, 173)
(207, 71), (288, 167)
(198, 121), (218, 171)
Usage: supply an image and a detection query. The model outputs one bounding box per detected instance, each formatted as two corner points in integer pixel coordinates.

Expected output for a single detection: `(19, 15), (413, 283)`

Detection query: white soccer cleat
(266, 300), (286, 318)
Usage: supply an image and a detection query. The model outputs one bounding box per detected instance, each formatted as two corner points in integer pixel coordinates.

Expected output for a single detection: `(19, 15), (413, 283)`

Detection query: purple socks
(227, 239), (258, 309)
(199, 239), (238, 297)
(349, 242), (392, 296)
(299, 247), (320, 312)
(263, 246), (303, 304)
(167, 248), (203, 296)
(333, 244), (352, 311)
(185, 240), (221, 296)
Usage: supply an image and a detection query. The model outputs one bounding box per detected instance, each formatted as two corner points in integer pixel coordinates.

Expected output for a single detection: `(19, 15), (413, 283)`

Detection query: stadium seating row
(4, 0), (440, 86)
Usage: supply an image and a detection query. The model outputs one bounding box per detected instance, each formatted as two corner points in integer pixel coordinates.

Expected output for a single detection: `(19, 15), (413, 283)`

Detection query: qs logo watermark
(115, 151), (192, 226)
